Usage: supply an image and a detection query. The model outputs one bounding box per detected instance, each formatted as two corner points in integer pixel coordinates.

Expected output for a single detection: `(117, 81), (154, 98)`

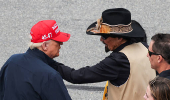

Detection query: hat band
(100, 23), (133, 33)
(87, 18), (133, 34)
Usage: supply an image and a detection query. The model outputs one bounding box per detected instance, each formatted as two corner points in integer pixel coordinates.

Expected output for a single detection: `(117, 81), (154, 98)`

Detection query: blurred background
(1, 0), (170, 99)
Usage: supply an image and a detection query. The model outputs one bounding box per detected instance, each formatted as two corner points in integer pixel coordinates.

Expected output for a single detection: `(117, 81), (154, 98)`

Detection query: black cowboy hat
(86, 8), (146, 38)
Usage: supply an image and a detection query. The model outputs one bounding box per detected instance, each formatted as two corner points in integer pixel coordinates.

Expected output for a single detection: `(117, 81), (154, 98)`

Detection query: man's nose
(100, 36), (104, 41)
(147, 52), (149, 58)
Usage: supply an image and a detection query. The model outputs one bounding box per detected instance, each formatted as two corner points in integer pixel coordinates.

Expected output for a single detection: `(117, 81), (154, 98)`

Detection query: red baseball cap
(30, 20), (70, 43)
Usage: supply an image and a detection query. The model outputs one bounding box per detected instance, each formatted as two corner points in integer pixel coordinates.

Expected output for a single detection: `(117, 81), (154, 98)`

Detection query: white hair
(29, 42), (43, 49)
(28, 34), (52, 49)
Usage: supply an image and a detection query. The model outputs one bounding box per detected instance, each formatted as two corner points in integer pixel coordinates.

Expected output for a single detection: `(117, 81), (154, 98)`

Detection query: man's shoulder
(3, 53), (25, 66)
(110, 51), (128, 59)
(123, 42), (148, 49)
(9, 53), (24, 59)
(3, 51), (59, 76)
(5, 53), (51, 73)
(104, 51), (129, 64)
(159, 69), (170, 80)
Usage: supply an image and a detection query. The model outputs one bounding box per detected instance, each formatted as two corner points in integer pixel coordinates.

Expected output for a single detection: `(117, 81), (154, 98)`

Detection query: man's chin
(105, 46), (110, 53)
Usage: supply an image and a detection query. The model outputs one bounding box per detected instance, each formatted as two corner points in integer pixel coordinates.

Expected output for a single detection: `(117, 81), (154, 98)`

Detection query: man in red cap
(0, 20), (72, 100)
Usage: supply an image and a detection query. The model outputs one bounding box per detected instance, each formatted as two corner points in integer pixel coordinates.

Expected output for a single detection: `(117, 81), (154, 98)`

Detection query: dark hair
(149, 76), (170, 100)
(151, 33), (170, 64)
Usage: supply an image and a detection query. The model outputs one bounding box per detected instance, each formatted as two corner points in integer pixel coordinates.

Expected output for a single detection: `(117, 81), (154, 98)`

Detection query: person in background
(52, 8), (156, 100)
(147, 33), (170, 79)
(0, 20), (72, 100)
(143, 76), (170, 100)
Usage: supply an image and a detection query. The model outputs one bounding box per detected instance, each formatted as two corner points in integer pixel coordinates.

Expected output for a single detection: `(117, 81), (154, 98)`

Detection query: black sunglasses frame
(101, 35), (109, 40)
(148, 49), (164, 58)
(101, 35), (115, 40)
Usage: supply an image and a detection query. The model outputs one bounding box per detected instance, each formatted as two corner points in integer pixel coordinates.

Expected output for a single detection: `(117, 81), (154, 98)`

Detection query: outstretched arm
(51, 52), (130, 85)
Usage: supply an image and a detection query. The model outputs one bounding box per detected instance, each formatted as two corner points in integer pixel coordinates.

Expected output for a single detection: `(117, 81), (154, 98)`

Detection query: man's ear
(157, 55), (163, 63)
(41, 42), (48, 51)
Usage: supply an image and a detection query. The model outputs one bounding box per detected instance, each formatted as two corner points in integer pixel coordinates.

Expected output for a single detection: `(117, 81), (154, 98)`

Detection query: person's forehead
(52, 40), (63, 45)
(47, 40), (58, 45)
(146, 85), (151, 96)
(51, 39), (58, 43)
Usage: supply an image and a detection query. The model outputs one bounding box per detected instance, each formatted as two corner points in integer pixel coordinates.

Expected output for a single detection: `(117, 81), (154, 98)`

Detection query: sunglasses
(148, 49), (164, 58)
(101, 35), (110, 40)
